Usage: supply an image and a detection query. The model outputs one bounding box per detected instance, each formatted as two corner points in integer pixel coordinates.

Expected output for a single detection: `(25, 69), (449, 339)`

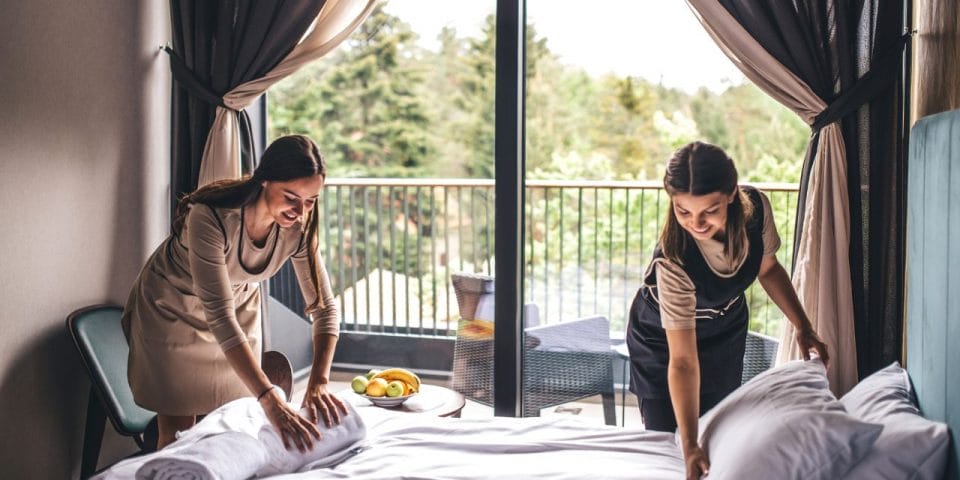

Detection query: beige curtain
(198, 0), (379, 186)
(686, 0), (858, 395)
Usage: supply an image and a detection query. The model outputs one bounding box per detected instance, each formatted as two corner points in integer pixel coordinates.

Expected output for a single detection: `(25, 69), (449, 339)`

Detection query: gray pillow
(841, 362), (949, 480)
(696, 359), (882, 480)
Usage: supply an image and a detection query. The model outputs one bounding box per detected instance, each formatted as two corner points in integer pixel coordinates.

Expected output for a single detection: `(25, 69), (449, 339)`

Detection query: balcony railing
(269, 179), (799, 339)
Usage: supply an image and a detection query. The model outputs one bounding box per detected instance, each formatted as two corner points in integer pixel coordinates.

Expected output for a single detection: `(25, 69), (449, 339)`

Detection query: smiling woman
(625, 141), (829, 479)
(121, 135), (349, 452)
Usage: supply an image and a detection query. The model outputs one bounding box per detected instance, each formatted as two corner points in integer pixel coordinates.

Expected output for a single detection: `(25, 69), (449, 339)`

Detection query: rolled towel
(133, 398), (366, 480)
(135, 431), (268, 480)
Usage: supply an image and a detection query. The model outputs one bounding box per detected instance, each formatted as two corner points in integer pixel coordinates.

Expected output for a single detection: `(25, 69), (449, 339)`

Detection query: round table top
(342, 384), (466, 417)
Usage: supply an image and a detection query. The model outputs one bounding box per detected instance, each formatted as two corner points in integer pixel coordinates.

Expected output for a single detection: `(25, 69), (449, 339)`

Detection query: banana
(372, 368), (421, 393)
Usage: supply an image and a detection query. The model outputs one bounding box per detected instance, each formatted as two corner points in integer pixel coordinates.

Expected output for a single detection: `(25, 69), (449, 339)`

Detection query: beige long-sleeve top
(122, 204), (339, 414)
(654, 191), (780, 330)
(183, 204), (339, 348)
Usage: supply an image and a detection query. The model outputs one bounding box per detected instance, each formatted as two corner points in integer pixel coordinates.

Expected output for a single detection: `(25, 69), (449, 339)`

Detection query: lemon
(365, 377), (388, 397)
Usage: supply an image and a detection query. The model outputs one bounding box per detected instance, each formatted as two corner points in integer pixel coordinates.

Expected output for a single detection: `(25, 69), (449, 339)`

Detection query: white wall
(0, 1), (170, 477)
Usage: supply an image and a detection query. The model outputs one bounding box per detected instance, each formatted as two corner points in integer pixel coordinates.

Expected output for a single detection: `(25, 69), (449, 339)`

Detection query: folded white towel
(131, 397), (366, 480)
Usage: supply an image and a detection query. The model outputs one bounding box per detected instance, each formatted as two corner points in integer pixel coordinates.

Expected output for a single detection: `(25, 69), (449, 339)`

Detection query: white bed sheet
(98, 395), (684, 479)
(276, 410), (685, 480)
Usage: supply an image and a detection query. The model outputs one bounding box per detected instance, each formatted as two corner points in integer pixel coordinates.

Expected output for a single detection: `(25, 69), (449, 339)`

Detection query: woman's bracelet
(257, 385), (278, 401)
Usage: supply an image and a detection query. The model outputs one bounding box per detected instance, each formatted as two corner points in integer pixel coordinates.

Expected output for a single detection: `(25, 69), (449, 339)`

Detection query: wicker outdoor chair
(741, 331), (780, 384)
(450, 272), (617, 425)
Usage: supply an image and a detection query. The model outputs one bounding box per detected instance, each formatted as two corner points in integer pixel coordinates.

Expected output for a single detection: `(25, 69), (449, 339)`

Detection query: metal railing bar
(349, 188), (360, 331)
(361, 186), (370, 330)
(543, 187), (550, 322)
(608, 187), (614, 321)
(576, 187), (583, 319)
(593, 187), (599, 315)
(430, 186), (437, 335)
(416, 186), (424, 328)
(443, 186), (451, 327)
(526, 187), (535, 305)
(389, 186), (397, 331)
(336, 186), (346, 324)
(376, 186), (383, 329)
(457, 187), (464, 273)
(485, 186), (492, 274)
(558, 188), (564, 322)
(623, 188), (630, 322)
(403, 186), (410, 334)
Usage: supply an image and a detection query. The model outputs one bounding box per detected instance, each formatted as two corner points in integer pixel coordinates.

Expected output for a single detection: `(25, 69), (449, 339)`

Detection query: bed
(94, 356), (950, 480)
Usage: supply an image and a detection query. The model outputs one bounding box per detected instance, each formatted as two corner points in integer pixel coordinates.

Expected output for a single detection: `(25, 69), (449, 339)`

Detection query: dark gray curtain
(716, 1), (907, 378)
(169, 0), (326, 209)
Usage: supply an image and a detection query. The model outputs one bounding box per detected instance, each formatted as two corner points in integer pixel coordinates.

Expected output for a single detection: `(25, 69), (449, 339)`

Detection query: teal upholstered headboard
(906, 108), (960, 480)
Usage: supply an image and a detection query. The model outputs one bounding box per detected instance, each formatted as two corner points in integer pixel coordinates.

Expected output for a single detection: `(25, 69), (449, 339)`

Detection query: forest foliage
(269, 5), (806, 183)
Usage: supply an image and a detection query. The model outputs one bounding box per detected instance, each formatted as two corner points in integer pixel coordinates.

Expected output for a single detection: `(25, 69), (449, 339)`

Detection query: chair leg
(140, 416), (159, 454)
(80, 388), (106, 479)
(601, 391), (617, 426)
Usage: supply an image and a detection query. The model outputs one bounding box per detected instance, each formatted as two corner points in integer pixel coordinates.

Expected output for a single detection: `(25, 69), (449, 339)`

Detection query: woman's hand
(683, 444), (710, 479)
(796, 326), (830, 367)
(259, 388), (322, 453)
(301, 383), (349, 427)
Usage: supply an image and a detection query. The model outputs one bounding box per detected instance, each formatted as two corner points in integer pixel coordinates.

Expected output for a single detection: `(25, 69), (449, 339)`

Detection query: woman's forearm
(668, 358), (701, 452)
(664, 328), (701, 453)
(307, 333), (338, 388)
(223, 341), (274, 396)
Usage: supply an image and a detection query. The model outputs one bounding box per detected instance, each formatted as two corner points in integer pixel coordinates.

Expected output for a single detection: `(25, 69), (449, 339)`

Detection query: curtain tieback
(164, 47), (255, 174)
(163, 46), (235, 112)
(810, 33), (909, 132)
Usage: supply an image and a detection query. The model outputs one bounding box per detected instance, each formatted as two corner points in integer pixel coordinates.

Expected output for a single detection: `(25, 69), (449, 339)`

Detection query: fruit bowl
(359, 392), (416, 407)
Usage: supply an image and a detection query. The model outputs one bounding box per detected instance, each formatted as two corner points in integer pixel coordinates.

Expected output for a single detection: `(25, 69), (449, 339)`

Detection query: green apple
(351, 375), (369, 394)
(364, 369), (381, 380)
(385, 380), (405, 398)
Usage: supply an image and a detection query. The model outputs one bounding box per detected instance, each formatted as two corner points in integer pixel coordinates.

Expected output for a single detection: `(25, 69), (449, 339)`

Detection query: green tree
(269, 4), (433, 178)
(456, 15), (559, 178)
(690, 84), (808, 174)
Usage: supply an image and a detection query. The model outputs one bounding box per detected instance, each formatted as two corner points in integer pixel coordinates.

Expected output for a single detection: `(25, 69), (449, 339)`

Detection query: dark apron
(627, 186), (765, 399)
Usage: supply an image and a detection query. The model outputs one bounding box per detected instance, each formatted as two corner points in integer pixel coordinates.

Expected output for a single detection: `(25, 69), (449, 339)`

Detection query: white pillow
(697, 359), (882, 480)
(841, 362), (949, 480)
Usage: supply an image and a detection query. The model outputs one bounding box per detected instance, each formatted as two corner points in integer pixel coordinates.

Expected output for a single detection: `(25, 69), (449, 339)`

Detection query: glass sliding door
(266, 1), (497, 391)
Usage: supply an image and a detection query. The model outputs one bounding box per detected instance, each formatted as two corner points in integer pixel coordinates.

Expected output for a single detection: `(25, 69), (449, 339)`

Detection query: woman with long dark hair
(122, 135), (344, 451)
(626, 141), (829, 479)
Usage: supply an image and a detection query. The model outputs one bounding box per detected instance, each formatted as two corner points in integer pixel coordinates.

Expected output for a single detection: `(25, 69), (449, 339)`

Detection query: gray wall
(0, 1), (170, 477)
